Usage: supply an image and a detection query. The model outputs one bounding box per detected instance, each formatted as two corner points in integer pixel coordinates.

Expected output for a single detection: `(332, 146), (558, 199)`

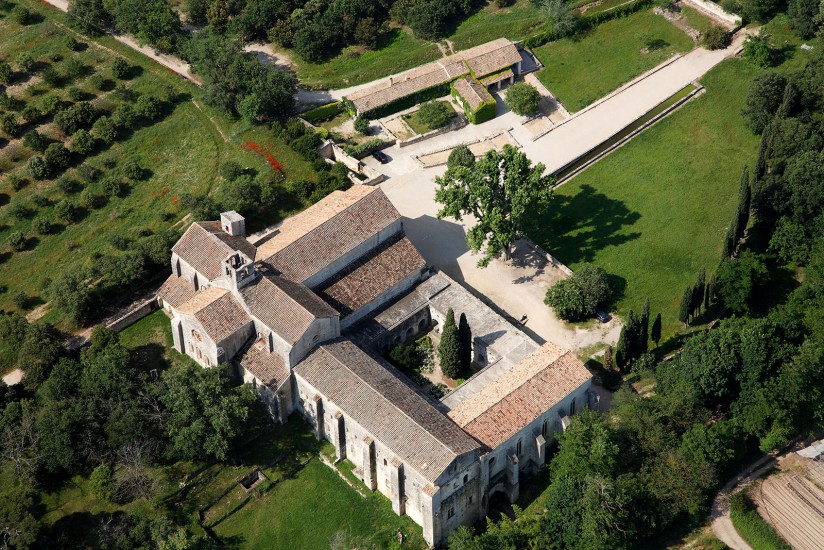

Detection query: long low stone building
(157, 185), (594, 546)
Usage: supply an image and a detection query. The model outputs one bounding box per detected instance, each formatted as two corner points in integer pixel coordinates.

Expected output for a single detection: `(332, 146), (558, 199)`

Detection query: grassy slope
(446, 0), (546, 50)
(679, 5), (716, 35)
(530, 59), (760, 337)
(0, 0), (316, 326)
(533, 10), (695, 111)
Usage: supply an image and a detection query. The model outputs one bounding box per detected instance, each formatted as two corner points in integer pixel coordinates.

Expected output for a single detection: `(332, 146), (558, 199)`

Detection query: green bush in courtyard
(505, 82), (541, 115)
(544, 263), (612, 321)
(418, 101), (452, 130)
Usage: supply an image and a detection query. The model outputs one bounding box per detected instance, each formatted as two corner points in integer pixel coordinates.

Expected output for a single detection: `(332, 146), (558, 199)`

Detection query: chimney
(220, 211), (246, 238)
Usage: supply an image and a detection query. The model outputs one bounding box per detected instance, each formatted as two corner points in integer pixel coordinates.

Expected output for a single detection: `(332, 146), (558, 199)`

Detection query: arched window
(570, 398), (576, 415)
(463, 474), (468, 484)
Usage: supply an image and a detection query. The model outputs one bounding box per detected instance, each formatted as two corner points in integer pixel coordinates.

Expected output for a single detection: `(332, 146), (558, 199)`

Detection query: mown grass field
(679, 5), (717, 35)
(0, 0), (316, 329)
(533, 10), (695, 111)
(530, 59), (761, 337)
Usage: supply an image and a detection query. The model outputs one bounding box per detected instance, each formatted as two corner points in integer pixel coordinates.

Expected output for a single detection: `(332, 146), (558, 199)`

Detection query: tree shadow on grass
(528, 184), (642, 265)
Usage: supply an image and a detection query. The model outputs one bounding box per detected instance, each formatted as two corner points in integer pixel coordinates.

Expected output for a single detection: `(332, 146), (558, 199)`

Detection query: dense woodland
(448, 39), (824, 550)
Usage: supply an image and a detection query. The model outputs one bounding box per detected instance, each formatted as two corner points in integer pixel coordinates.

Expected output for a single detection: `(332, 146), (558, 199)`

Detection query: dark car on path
(372, 151), (390, 164)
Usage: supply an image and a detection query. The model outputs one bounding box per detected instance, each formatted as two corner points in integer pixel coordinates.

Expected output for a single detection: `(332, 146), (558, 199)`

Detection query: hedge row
(301, 101), (343, 122)
(522, 0), (654, 49)
(729, 492), (791, 550)
(342, 138), (386, 158)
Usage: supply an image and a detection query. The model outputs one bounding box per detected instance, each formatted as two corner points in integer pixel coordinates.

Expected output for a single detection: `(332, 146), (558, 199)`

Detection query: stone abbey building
(158, 185), (593, 546)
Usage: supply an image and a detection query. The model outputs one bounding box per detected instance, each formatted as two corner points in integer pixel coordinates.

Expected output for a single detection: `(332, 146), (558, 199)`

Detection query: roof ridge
(261, 276), (315, 324)
(322, 342), (461, 459)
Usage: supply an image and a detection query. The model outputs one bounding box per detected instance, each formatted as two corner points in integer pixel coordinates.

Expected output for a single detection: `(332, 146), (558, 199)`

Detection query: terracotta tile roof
(256, 187), (401, 284)
(172, 221), (255, 281)
(453, 77), (493, 111)
(316, 234), (425, 317)
(238, 338), (289, 389)
(157, 274), (196, 309)
(240, 275), (338, 345)
(347, 38), (519, 113)
(178, 287), (252, 344)
(295, 339), (480, 482)
(448, 344), (592, 449)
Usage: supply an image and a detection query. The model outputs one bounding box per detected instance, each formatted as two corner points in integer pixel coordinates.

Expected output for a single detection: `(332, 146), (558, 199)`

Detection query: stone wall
(681, 0), (741, 26)
(289, 316), (341, 367)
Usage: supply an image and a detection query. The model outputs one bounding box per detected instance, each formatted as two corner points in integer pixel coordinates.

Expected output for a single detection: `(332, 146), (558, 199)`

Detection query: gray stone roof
(241, 275), (338, 345)
(157, 274), (196, 309)
(316, 234), (425, 317)
(256, 187), (401, 284)
(295, 339), (480, 482)
(347, 38), (520, 114)
(178, 287), (252, 344)
(172, 221), (255, 281)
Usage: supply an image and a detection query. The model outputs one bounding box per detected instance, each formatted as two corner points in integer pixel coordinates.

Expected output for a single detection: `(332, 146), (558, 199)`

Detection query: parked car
(372, 151), (390, 164)
(595, 311), (610, 323)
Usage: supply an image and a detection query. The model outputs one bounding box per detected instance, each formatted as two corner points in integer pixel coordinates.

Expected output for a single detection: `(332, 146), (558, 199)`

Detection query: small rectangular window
(516, 439), (522, 457)
(448, 507), (455, 519)
(542, 419), (548, 437)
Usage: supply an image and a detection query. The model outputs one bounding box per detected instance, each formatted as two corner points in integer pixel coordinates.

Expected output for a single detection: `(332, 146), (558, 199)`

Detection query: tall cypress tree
(754, 124), (769, 182)
(705, 272), (716, 310)
(603, 345), (613, 372)
(650, 313), (662, 347)
(615, 326), (629, 372)
(692, 268), (706, 317)
(723, 221), (737, 259)
(776, 81), (797, 119)
(640, 298), (650, 353)
(679, 285), (693, 325)
(438, 308), (462, 379)
(458, 312), (472, 372)
(736, 166), (751, 245)
(625, 310), (638, 361)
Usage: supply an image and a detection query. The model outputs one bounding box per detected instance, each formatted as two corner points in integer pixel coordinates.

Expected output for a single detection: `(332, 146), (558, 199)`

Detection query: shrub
(341, 138), (384, 159)
(92, 116), (118, 144)
(45, 142), (71, 169)
(67, 87), (85, 101)
(354, 116), (370, 135)
(10, 6), (31, 25)
(102, 177), (122, 198)
(7, 175), (26, 191)
(62, 57), (85, 80)
(33, 216), (52, 235)
(505, 82), (541, 116)
(31, 194), (50, 207)
(702, 26), (728, 50)
(39, 94), (61, 115)
(447, 145), (475, 170)
(0, 112), (20, 137)
(8, 231), (26, 251)
(220, 160), (244, 182)
(56, 176), (79, 194)
(544, 263), (612, 321)
(42, 66), (62, 87)
(61, 35), (80, 52)
(0, 62), (11, 85)
(729, 492), (791, 549)
(300, 102), (342, 122)
(15, 52), (35, 73)
(112, 57), (131, 80)
(21, 105), (42, 124)
(77, 163), (100, 182)
(54, 101), (95, 134)
(8, 202), (29, 220)
(112, 103), (137, 130)
(26, 156), (50, 179)
(11, 291), (28, 309)
(71, 129), (95, 155)
(135, 95), (163, 120)
(743, 32), (772, 67)
(122, 159), (143, 180)
(54, 199), (78, 224)
(89, 464), (114, 502)
(418, 100), (452, 130)
(108, 234), (129, 250)
(23, 130), (48, 152)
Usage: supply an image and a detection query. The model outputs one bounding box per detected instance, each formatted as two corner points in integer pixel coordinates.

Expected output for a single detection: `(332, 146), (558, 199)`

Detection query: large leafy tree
(435, 145), (554, 267)
(160, 362), (254, 461)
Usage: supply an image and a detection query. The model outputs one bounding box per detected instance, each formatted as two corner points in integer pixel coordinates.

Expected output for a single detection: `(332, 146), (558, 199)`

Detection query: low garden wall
(681, 0), (742, 26)
(398, 117), (467, 148)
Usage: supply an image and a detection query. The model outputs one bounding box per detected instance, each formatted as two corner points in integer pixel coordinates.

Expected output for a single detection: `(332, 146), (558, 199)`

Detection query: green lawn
(679, 5), (717, 35)
(289, 28), (441, 90)
(533, 10), (694, 111)
(0, 0), (316, 327)
(530, 59), (760, 337)
(447, 0), (547, 50)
